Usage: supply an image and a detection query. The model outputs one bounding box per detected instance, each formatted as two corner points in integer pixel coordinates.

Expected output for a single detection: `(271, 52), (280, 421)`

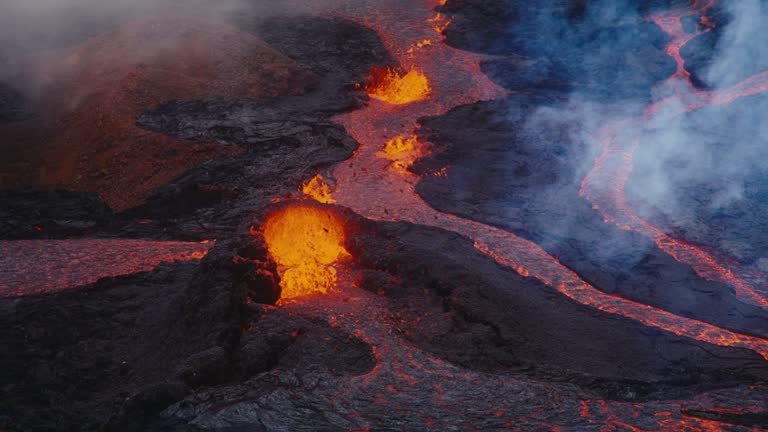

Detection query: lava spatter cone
(262, 203), (351, 300)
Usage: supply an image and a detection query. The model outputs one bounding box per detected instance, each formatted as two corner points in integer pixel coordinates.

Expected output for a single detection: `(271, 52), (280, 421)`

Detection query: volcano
(1, 0), (767, 431)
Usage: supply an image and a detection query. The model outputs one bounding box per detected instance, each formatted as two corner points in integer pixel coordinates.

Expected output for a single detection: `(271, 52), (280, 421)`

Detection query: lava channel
(297, 0), (768, 360)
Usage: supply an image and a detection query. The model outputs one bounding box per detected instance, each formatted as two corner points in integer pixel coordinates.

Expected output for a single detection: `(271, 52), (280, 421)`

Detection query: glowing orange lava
(581, 1), (768, 309)
(428, 12), (453, 34)
(366, 66), (431, 104)
(263, 204), (350, 299)
(302, 174), (336, 203)
(377, 134), (428, 174)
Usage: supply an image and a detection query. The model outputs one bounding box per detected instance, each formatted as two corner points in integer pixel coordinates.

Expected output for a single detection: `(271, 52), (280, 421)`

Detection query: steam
(0, 0), (323, 90)
(627, 0), (768, 264)
(508, 0), (768, 265)
(705, 0), (768, 87)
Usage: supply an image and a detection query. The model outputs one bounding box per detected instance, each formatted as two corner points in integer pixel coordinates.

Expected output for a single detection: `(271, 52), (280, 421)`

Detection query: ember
(377, 134), (427, 174)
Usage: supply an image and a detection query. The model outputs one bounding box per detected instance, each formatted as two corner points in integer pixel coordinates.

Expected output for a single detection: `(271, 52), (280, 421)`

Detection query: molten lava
(324, 0), (768, 363)
(366, 66), (431, 104)
(263, 204), (350, 299)
(377, 134), (428, 174)
(3, 16), (309, 211)
(302, 174), (336, 203)
(0, 239), (213, 297)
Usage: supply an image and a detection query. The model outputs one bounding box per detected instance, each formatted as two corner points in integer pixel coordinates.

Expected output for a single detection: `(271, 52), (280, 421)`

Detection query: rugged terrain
(1, 0), (767, 431)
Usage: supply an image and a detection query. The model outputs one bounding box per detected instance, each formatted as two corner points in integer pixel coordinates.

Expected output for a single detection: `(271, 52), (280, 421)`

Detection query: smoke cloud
(480, 0), (768, 270)
(511, 0), (768, 265)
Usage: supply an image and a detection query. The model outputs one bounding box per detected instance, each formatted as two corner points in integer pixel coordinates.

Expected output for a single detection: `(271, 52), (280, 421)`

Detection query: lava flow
(263, 204), (350, 299)
(132, 0), (768, 429)
(307, 0), (768, 361)
(0, 239), (213, 297)
(580, 1), (768, 309)
(649, 0), (715, 88)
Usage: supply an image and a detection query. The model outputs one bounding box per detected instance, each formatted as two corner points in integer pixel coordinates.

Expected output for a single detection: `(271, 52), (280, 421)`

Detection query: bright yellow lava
(263, 205), (349, 299)
(302, 174), (335, 204)
(366, 67), (431, 105)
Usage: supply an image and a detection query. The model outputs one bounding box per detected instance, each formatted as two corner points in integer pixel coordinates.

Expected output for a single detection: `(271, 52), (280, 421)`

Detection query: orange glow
(302, 174), (335, 203)
(428, 13), (453, 34)
(263, 204), (350, 299)
(377, 135), (428, 174)
(325, 0), (768, 363)
(407, 40), (433, 54)
(366, 67), (431, 104)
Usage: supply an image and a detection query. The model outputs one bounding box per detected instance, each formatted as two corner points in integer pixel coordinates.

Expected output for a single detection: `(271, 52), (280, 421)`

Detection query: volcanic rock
(0, 189), (113, 240)
(128, 16), (392, 239)
(627, 95), (768, 266)
(349, 215), (768, 400)
(413, 96), (768, 340)
(441, 0), (677, 101)
(0, 16), (312, 211)
(254, 16), (397, 98)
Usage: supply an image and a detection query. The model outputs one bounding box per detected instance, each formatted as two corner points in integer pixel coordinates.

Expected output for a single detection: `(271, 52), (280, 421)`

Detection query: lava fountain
(302, 174), (336, 204)
(263, 204), (350, 299)
(365, 66), (432, 104)
(377, 134), (428, 174)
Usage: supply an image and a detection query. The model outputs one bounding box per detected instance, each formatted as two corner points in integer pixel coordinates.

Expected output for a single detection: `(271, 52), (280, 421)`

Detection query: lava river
(170, 0), (768, 429)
